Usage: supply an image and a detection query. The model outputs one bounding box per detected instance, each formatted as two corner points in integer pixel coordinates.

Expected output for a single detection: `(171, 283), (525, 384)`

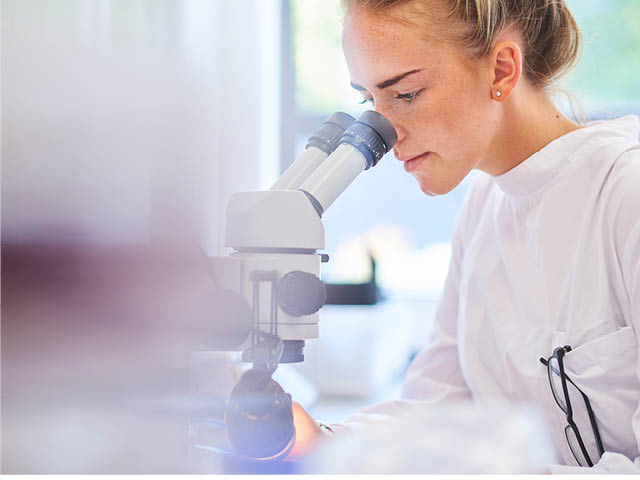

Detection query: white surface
(308, 401), (555, 474)
(308, 373), (404, 424)
(225, 190), (325, 250)
(257, 0), (284, 191)
(291, 299), (435, 397)
(3, 0), (280, 253)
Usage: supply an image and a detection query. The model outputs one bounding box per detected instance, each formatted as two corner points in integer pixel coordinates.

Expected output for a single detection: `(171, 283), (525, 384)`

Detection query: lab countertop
(308, 370), (406, 424)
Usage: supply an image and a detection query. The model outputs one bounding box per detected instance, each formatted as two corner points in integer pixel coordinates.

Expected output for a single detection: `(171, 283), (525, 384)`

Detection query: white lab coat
(330, 115), (640, 474)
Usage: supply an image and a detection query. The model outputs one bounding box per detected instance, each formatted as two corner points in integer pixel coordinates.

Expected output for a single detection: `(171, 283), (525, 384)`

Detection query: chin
(415, 176), (457, 196)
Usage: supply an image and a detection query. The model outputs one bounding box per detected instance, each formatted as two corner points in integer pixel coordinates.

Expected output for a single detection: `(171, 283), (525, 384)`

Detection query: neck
(480, 86), (581, 176)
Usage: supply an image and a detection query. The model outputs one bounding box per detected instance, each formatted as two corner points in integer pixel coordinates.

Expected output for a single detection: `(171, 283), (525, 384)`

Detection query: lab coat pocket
(561, 326), (639, 460)
(565, 326), (637, 372)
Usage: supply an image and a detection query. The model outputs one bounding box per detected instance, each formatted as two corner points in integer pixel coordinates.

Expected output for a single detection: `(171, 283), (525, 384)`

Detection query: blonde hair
(341, 0), (582, 89)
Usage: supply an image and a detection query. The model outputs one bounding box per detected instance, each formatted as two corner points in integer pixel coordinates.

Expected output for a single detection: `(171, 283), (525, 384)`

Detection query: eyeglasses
(540, 345), (605, 467)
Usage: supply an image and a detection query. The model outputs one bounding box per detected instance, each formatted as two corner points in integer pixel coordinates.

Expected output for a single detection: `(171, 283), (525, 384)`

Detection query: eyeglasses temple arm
(540, 353), (605, 460)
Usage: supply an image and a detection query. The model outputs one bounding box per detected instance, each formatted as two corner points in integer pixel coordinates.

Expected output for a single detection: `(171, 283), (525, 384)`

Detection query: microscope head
(210, 110), (397, 363)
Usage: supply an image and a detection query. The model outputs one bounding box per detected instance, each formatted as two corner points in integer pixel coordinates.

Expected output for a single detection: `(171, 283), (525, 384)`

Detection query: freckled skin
(342, 10), (496, 195)
(341, 6), (580, 196)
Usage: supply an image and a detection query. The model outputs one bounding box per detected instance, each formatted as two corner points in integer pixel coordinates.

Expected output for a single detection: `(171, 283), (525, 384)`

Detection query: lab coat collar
(492, 115), (640, 198)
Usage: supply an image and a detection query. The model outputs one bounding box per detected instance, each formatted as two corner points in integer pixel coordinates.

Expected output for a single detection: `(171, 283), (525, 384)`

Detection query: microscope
(208, 110), (397, 462)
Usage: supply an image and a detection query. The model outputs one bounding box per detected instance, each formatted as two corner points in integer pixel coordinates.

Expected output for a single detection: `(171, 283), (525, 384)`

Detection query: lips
(400, 152), (431, 172)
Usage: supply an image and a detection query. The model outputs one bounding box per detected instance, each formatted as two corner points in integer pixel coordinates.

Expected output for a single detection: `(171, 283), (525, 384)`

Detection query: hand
(286, 401), (333, 461)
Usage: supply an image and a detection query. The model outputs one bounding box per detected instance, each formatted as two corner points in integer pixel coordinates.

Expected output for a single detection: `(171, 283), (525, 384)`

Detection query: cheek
(401, 88), (473, 154)
(439, 76), (487, 127)
(404, 82), (493, 194)
(427, 78), (493, 158)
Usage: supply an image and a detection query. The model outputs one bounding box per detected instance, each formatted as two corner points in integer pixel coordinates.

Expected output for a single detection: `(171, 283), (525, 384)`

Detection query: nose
(388, 124), (408, 159)
(392, 123), (408, 144)
(372, 105), (407, 152)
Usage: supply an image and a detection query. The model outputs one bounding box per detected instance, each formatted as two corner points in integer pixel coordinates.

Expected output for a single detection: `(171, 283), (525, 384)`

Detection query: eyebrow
(350, 69), (423, 91)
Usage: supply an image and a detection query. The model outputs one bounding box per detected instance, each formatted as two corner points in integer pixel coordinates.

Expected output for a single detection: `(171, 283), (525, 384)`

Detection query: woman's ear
(490, 40), (522, 101)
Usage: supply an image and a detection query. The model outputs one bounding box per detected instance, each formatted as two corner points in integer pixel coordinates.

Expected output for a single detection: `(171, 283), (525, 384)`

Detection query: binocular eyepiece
(273, 110), (397, 214)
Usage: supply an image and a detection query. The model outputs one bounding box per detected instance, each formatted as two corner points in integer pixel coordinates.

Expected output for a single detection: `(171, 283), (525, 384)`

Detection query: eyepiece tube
(298, 111), (397, 214)
(270, 112), (355, 190)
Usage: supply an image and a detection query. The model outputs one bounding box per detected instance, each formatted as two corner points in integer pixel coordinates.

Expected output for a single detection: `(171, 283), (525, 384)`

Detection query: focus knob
(277, 270), (326, 317)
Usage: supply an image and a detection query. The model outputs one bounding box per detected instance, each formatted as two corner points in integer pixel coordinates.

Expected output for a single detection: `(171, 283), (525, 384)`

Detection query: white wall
(2, 0), (281, 255)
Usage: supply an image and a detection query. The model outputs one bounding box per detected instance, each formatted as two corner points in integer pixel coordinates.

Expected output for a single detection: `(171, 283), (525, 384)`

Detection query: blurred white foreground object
(306, 400), (555, 474)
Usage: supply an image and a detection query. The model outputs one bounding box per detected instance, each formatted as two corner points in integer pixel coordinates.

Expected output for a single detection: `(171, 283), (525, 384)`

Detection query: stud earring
(495, 90), (502, 98)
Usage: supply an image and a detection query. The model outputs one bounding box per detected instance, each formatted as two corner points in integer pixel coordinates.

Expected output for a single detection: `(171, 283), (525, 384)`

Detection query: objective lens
(226, 369), (295, 461)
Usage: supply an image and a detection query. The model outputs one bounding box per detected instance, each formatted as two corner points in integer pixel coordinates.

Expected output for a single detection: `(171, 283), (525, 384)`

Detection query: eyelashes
(358, 88), (425, 106)
(395, 89), (425, 102)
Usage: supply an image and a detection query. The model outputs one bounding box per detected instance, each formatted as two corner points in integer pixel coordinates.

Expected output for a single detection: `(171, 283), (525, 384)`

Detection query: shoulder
(576, 116), (640, 226)
(610, 143), (640, 186)
(607, 144), (640, 254)
(611, 147), (640, 287)
(604, 136), (640, 213)
(610, 145), (640, 197)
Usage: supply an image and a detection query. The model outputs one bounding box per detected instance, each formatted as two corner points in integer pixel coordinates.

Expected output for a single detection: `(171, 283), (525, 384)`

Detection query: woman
(291, 0), (640, 472)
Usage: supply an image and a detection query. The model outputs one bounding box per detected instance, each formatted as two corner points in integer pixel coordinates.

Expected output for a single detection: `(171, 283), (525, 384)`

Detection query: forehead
(342, 10), (445, 87)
